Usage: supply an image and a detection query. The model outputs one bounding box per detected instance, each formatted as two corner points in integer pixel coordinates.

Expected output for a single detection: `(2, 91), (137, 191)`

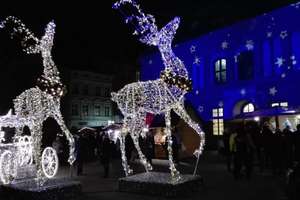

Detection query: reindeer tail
(111, 92), (118, 102)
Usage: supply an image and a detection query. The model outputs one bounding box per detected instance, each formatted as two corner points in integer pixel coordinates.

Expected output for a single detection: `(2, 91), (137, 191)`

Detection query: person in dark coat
(223, 128), (232, 172)
(261, 122), (274, 172)
(233, 126), (255, 180)
(100, 133), (114, 178)
(145, 130), (155, 165)
(76, 134), (87, 176)
(294, 124), (300, 162)
(283, 125), (293, 169)
(125, 133), (134, 162)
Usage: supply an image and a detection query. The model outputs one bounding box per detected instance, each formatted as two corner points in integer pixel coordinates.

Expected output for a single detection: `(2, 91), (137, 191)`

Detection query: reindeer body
(112, 1), (205, 181)
(14, 88), (58, 118)
(0, 17), (75, 183)
(112, 80), (184, 116)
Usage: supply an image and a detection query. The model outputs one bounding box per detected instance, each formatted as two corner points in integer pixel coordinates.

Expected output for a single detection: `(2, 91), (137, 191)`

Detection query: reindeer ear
(44, 20), (56, 36)
(40, 20), (56, 49)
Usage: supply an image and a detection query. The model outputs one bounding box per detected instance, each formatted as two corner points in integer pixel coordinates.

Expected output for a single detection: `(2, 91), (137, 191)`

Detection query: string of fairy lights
(0, 17), (74, 185)
(113, 0), (205, 182)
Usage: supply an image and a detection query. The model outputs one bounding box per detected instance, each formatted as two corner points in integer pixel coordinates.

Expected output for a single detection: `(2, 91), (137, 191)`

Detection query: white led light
(113, 1), (205, 182)
(0, 17), (75, 185)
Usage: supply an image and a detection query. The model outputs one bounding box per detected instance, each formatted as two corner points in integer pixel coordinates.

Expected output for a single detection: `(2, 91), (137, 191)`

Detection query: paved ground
(57, 151), (287, 200)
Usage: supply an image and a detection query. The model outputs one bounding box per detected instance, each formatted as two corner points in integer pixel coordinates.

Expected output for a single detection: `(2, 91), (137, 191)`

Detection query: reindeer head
(113, 0), (180, 47)
(0, 17), (65, 98)
(37, 21), (66, 98)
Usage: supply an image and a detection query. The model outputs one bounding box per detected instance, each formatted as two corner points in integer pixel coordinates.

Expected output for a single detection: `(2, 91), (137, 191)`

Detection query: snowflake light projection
(0, 16), (75, 185)
(112, 0), (205, 182)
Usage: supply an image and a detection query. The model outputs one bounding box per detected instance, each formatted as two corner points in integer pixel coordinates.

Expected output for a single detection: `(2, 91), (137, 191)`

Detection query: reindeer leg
(173, 104), (205, 175)
(53, 113), (75, 165)
(130, 131), (153, 173)
(30, 124), (45, 185)
(165, 110), (181, 182)
(119, 132), (133, 176)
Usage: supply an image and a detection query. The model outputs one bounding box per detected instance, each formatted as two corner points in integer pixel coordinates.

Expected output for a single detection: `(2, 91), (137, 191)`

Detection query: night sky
(0, 0), (297, 112)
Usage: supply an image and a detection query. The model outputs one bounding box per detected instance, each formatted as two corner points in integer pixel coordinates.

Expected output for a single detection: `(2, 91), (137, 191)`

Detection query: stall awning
(235, 107), (300, 119)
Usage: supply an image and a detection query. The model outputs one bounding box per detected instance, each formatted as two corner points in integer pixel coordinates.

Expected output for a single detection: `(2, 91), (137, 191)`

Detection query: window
(104, 88), (110, 97)
(71, 104), (79, 116)
(104, 106), (110, 117)
(212, 108), (224, 135)
(96, 87), (101, 96)
(237, 51), (254, 80)
(71, 84), (79, 95)
(83, 85), (89, 95)
(271, 102), (288, 108)
(214, 59), (227, 83)
(82, 105), (89, 116)
(243, 103), (255, 113)
(94, 105), (101, 116)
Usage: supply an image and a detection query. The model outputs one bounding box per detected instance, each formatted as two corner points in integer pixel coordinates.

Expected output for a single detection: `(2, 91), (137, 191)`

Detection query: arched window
(243, 103), (255, 113)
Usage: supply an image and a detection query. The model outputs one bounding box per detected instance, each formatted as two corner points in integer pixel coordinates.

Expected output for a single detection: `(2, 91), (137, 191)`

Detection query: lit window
(215, 59), (227, 83)
(280, 102), (288, 107)
(104, 88), (110, 97)
(94, 105), (101, 116)
(82, 105), (89, 116)
(104, 106), (110, 117)
(243, 103), (254, 113)
(271, 102), (288, 107)
(271, 103), (279, 107)
(212, 108), (224, 136)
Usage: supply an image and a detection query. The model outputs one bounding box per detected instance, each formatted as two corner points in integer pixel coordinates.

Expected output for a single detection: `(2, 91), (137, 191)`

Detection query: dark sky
(0, 0), (297, 112)
(0, 0), (297, 70)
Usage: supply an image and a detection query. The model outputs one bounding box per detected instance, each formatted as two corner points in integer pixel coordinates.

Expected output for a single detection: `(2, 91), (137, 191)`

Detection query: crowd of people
(221, 122), (300, 180)
(59, 127), (160, 178)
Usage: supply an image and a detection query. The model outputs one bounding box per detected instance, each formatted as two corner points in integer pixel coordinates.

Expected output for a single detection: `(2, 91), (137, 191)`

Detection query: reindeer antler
(0, 16), (65, 97)
(0, 16), (40, 54)
(113, 0), (159, 45)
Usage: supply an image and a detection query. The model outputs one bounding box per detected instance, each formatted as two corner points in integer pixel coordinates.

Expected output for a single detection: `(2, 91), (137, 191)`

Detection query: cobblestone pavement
(43, 151), (289, 200)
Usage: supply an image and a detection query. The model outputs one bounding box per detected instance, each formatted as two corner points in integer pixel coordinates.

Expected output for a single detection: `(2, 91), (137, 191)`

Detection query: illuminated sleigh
(0, 111), (59, 185)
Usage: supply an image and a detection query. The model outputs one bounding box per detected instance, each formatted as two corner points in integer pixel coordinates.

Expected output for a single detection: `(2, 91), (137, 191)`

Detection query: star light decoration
(280, 30), (288, 39)
(245, 40), (254, 50)
(240, 89), (246, 96)
(113, 0), (205, 182)
(269, 87), (277, 96)
(267, 31), (273, 38)
(290, 55), (297, 66)
(193, 56), (200, 65)
(275, 57), (285, 67)
(197, 106), (204, 113)
(190, 45), (196, 54)
(291, 2), (300, 9)
(0, 16), (75, 185)
(221, 41), (229, 49)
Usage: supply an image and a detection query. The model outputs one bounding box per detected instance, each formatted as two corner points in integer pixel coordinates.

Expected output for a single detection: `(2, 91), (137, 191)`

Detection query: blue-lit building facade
(140, 3), (300, 139)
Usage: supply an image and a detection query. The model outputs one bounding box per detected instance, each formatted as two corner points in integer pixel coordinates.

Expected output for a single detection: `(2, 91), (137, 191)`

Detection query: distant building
(140, 3), (300, 140)
(64, 70), (113, 128)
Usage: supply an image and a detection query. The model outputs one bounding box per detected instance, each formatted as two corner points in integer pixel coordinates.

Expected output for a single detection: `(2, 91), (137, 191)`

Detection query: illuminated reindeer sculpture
(112, 0), (205, 181)
(0, 17), (75, 184)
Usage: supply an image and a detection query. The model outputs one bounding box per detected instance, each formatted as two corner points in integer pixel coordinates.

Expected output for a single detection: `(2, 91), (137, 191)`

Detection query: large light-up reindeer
(0, 16), (75, 185)
(112, 0), (205, 181)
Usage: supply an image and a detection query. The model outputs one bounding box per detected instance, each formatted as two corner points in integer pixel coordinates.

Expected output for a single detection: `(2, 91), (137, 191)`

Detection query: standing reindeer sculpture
(112, 0), (205, 182)
(0, 16), (75, 184)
